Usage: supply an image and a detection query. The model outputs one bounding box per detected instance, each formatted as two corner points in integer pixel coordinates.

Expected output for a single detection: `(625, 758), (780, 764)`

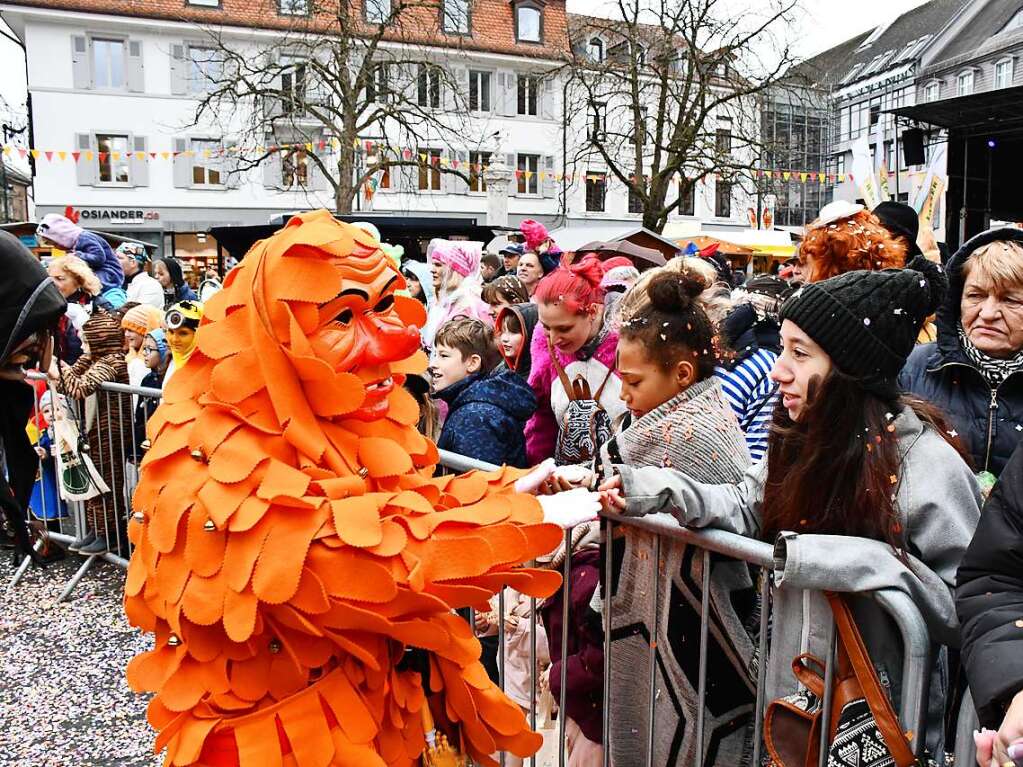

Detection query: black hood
(721, 302), (781, 368)
(935, 227), (1023, 360)
(496, 302), (539, 376)
(0, 230), (66, 364)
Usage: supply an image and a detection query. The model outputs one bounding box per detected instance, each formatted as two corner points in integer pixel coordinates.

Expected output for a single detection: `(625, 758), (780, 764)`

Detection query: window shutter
(540, 77), (557, 121)
(71, 36), (90, 89)
(453, 149), (469, 194)
(131, 135), (149, 187)
(455, 67), (469, 110)
(263, 150), (283, 189)
(75, 133), (96, 186)
(170, 44), (188, 95)
(224, 140), (242, 189)
(172, 137), (192, 188)
(399, 160), (416, 192)
(506, 152), (517, 196)
(542, 154), (557, 198)
(497, 71), (515, 116)
(126, 40), (145, 93)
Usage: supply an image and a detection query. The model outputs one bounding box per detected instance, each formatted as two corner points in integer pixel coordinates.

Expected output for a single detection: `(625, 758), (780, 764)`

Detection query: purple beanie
(37, 214), (83, 251)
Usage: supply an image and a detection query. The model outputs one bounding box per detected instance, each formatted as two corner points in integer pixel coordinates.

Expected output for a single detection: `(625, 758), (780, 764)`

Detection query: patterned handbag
(548, 336), (615, 466)
(764, 592), (919, 767)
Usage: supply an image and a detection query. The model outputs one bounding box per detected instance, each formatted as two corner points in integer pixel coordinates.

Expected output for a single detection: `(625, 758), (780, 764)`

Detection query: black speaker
(902, 129), (925, 166)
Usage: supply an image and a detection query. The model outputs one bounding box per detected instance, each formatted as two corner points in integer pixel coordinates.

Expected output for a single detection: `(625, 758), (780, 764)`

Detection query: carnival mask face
(310, 260), (423, 421)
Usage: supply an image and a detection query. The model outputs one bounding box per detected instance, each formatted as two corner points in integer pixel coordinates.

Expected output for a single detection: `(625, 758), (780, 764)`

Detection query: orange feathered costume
(124, 210), (562, 767)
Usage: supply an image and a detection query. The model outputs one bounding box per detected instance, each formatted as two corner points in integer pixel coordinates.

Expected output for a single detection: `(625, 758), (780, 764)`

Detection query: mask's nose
(356, 314), (420, 367)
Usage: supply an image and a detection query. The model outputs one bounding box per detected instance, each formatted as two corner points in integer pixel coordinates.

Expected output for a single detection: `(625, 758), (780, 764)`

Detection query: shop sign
(64, 206), (160, 224)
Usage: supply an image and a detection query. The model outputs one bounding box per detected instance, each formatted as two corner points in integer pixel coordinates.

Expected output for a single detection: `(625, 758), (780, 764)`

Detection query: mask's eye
(373, 295), (395, 313)
(335, 308), (354, 326)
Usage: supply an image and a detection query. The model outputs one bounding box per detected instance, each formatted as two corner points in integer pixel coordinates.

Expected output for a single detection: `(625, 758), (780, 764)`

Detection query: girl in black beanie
(601, 259), (983, 757)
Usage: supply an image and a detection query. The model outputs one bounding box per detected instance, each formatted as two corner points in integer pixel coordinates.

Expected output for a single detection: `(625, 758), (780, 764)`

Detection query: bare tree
(565, 0), (799, 232)
(183, 0), (488, 213)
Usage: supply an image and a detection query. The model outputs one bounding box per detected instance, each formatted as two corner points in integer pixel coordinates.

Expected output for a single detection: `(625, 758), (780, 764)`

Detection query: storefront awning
(888, 85), (1023, 133)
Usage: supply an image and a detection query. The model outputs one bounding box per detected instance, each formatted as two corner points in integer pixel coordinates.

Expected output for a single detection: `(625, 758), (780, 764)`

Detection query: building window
(715, 180), (731, 218)
(956, 70), (974, 97)
(716, 127), (732, 154)
(365, 0), (390, 23)
(587, 37), (604, 62)
(588, 102), (605, 141)
(628, 185), (644, 214)
(97, 134), (131, 184)
(514, 3), (542, 43)
(585, 172), (606, 212)
(418, 64), (441, 109)
(367, 63), (389, 103)
(517, 153), (539, 195)
(278, 0), (309, 15)
(995, 59), (1014, 89)
(281, 59), (307, 115)
(924, 81), (940, 102)
(191, 139), (223, 186)
(419, 148), (441, 191)
(469, 70), (491, 112)
(282, 149), (309, 187)
(93, 38), (125, 89)
(186, 0), (220, 7)
(442, 0), (470, 34)
(869, 100), (880, 126)
(469, 150), (491, 192)
(679, 179), (694, 216)
(634, 44), (647, 67)
(517, 74), (539, 116)
(188, 45), (222, 92)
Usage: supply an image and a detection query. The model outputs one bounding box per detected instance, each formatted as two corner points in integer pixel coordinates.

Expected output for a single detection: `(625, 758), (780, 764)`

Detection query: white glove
(514, 458), (556, 495)
(536, 487), (601, 529)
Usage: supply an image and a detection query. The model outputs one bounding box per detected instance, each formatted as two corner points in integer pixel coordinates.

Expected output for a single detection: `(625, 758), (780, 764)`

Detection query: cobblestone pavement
(0, 551), (160, 766)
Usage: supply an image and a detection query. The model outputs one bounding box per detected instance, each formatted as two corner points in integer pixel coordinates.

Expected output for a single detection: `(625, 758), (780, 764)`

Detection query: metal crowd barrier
(7, 373), (161, 600)
(5, 381), (981, 766)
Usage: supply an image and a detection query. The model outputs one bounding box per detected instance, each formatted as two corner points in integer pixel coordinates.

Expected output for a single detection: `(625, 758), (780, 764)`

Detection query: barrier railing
(5, 382), (977, 766)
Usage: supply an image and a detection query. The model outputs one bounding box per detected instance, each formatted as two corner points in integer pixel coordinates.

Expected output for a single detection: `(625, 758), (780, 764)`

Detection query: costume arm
(59, 359), (118, 399)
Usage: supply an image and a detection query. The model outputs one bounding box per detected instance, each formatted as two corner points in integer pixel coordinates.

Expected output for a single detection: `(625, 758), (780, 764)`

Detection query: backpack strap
(547, 332), (578, 402)
(826, 592), (917, 767)
(593, 363), (616, 403)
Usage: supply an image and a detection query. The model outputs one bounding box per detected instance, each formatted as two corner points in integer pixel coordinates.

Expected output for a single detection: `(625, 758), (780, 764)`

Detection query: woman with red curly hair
(525, 255), (626, 464)
(798, 201), (906, 283)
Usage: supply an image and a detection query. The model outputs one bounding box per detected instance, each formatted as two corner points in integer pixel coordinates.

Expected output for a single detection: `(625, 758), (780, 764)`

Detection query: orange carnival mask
(123, 210), (561, 767)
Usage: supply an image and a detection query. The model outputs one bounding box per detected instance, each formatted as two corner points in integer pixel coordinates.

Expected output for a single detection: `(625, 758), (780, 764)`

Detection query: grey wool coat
(614, 404), (981, 752)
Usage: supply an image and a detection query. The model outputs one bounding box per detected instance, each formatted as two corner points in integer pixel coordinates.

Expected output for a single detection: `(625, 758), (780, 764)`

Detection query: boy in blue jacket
(430, 317), (536, 468)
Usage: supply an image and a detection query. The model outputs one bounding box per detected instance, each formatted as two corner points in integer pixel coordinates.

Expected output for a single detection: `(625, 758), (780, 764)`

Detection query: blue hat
(146, 327), (169, 365)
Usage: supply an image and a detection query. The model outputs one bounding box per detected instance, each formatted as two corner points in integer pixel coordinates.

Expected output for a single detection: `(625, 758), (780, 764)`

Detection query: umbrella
(589, 241), (666, 267)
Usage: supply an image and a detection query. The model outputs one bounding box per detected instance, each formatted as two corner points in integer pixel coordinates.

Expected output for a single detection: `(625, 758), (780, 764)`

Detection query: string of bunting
(2, 141), (847, 186)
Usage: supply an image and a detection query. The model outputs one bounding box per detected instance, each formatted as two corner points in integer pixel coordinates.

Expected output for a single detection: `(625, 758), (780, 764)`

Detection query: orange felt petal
(303, 371), (366, 418)
(250, 509), (321, 604)
(197, 306), (251, 360)
(211, 349), (266, 404)
(235, 714), (285, 767)
(257, 459), (312, 503)
(223, 588), (259, 643)
(331, 496), (384, 548)
(307, 546), (398, 604)
(358, 437), (413, 478)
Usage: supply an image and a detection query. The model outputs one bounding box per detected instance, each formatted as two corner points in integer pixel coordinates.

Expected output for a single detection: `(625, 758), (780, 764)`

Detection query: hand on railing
(975, 690), (1023, 767)
(597, 474), (627, 514)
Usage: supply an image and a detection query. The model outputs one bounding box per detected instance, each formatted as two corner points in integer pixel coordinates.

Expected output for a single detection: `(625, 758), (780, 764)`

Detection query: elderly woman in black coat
(900, 228), (1023, 480)
(958, 441), (1023, 766)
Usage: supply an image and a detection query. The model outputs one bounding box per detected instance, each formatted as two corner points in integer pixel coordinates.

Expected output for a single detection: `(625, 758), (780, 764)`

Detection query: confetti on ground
(0, 551), (160, 767)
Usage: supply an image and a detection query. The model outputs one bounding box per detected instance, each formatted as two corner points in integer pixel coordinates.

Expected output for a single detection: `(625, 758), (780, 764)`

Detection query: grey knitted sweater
(599, 377), (756, 767)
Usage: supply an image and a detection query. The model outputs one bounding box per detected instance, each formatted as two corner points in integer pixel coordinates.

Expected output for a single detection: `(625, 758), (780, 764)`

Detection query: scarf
(958, 323), (1023, 387)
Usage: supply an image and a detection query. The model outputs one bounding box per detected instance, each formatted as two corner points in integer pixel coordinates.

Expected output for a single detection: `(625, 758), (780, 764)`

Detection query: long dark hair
(761, 369), (969, 555)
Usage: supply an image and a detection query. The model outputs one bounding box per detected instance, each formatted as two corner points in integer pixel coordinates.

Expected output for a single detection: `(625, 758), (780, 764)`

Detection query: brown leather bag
(764, 592), (917, 767)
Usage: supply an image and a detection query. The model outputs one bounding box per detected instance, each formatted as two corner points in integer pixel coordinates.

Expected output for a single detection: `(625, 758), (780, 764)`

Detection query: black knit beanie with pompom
(779, 255), (946, 400)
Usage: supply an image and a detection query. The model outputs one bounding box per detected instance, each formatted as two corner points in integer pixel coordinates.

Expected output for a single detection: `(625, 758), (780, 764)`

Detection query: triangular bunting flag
(98, 152), (108, 163)
(149, 152), (157, 159)
(161, 151), (170, 160)
(17, 148), (26, 158)
(84, 151), (93, 161)
(58, 151), (66, 161)
(30, 149), (39, 159)
(44, 151), (53, 161)
(72, 151), (80, 163)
